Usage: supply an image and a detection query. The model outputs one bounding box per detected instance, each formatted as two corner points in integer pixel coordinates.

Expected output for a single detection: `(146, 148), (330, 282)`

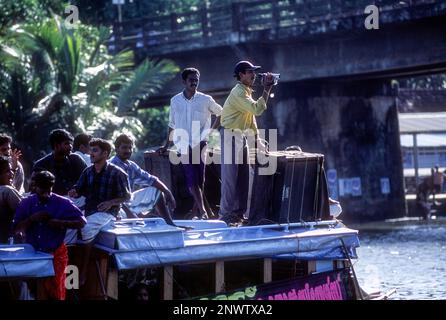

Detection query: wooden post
(263, 258), (272, 283)
(106, 268), (119, 300)
(307, 261), (316, 275)
(215, 261), (225, 293)
(413, 133), (419, 186)
(163, 266), (173, 300)
(36, 279), (47, 300)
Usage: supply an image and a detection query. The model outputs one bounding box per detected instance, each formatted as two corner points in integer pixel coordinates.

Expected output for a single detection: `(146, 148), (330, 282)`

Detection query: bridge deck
(108, 0), (443, 55)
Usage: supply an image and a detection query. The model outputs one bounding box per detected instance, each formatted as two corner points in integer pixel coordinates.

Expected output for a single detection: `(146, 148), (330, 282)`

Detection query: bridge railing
(108, 0), (436, 54)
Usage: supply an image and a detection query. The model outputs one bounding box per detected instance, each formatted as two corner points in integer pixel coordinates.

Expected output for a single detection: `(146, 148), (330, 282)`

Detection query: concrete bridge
(109, 0), (446, 222)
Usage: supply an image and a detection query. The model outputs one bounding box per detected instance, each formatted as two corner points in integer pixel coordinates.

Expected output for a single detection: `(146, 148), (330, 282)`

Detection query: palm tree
(0, 14), (179, 166)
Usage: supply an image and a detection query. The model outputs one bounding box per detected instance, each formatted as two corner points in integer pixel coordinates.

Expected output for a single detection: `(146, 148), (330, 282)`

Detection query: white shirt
(74, 151), (91, 166)
(169, 91), (222, 153)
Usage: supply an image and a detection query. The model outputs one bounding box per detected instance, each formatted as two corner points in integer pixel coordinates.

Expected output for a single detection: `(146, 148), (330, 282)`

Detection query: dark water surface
(354, 221), (446, 299)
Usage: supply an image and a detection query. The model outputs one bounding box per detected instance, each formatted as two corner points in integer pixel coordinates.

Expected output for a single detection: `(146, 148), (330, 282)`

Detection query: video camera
(258, 73), (280, 85)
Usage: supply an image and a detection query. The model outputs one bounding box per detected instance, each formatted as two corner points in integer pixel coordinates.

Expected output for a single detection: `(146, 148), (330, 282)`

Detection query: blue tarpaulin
(94, 219), (359, 270)
(0, 244), (54, 279)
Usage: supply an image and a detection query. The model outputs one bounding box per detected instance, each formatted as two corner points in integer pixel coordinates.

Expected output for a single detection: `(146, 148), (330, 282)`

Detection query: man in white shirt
(73, 133), (92, 166)
(158, 68), (222, 219)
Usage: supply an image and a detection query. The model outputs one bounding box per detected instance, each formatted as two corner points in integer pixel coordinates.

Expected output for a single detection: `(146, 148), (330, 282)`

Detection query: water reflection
(354, 222), (446, 299)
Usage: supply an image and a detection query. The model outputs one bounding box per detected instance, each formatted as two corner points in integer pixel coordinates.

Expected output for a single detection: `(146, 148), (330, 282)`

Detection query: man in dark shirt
(33, 129), (87, 196)
(14, 171), (86, 300)
(67, 138), (131, 286)
(0, 156), (22, 243)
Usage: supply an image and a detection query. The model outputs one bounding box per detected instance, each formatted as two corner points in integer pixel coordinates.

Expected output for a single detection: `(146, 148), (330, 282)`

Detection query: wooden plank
(263, 258), (272, 283)
(163, 266), (173, 300)
(36, 279), (47, 300)
(307, 261), (316, 275)
(215, 261), (225, 293)
(106, 267), (119, 300)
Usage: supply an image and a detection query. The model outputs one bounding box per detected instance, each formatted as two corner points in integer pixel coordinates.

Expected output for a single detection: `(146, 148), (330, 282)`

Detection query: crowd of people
(0, 61), (278, 300)
(0, 131), (182, 299)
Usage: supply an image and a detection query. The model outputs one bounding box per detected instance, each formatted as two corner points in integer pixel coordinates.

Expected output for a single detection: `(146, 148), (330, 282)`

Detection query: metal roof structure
(400, 133), (446, 147)
(399, 112), (446, 134)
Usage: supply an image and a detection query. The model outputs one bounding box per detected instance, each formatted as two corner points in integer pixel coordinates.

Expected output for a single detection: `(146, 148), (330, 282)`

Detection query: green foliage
(0, 0), (66, 33)
(0, 10), (178, 167)
(136, 106), (170, 149)
(71, 0), (233, 25)
(117, 59), (179, 116)
(396, 74), (446, 90)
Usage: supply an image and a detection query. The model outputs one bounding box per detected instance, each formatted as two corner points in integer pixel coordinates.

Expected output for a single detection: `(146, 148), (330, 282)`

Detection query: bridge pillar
(261, 79), (407, 222)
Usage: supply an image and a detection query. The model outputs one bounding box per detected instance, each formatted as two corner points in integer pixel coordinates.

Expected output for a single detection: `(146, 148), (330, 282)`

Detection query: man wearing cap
(219, 61), (274, 224)
(158, 68), (222, 219)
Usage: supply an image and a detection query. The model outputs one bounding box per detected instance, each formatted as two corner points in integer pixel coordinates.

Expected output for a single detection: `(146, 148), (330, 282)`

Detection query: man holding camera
(219, 60), (275, 225)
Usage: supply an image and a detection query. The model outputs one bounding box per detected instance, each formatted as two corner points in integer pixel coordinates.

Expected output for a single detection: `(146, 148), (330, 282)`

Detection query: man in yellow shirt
(219, 61), (274, 224)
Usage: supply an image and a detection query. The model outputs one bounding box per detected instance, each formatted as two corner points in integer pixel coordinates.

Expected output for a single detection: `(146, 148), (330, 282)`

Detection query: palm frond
(88, 26), (111, 67)
(117, 59), (179, 116)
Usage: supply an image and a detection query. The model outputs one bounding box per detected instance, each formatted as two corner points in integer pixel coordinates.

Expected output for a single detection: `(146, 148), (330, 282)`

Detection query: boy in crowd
(0, 156), (22, 243)
(67, 138), (131, 285)
(0, 134), (25, 193)
(14, 171), (86, 299)
(73, 133), (92, 166)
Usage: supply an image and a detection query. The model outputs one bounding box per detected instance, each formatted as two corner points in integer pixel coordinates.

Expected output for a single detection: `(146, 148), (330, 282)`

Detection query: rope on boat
(340, 237), (364, 300)
(133, 227), (192, 299)
(299, 157), (308, 224)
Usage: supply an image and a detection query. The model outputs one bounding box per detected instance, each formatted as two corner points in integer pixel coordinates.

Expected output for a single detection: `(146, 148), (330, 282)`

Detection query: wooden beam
(263, 258), (272, 283)
(163, 266), (173, 300)
(106, 267), (119, 300)
(307, 261), (316, 275)
(215, 261), (225, 293)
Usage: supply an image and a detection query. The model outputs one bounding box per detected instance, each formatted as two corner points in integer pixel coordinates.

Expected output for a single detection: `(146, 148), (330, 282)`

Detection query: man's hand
(156, 146), (169, 155)
(261, 72), (274, 90)
(14, 228), (26, 240)
(165, 191), (177, 210)
(256, 139), (268, 154)
(10, 149), (22, 171)
(98, 200), (114, 212)
(68, 189), (79, 198)
(30, 211), (51, 223)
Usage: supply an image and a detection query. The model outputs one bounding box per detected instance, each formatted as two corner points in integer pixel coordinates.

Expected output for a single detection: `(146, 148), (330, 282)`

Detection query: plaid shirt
(75, 162), (131, 216)
(110, 155), (156, 191)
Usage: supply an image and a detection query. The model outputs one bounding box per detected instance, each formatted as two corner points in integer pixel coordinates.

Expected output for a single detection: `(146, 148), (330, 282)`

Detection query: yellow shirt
(221, 82), (267, 134)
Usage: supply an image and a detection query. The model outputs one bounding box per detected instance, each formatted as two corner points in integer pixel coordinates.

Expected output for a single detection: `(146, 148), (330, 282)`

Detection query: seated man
(13, 171), (86, 300)
(110, 134), (177, 226)
(67, 138), (132, 285)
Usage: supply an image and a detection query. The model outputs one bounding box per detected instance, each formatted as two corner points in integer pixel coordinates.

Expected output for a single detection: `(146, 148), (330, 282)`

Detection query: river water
(353, 220), (446, 300)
